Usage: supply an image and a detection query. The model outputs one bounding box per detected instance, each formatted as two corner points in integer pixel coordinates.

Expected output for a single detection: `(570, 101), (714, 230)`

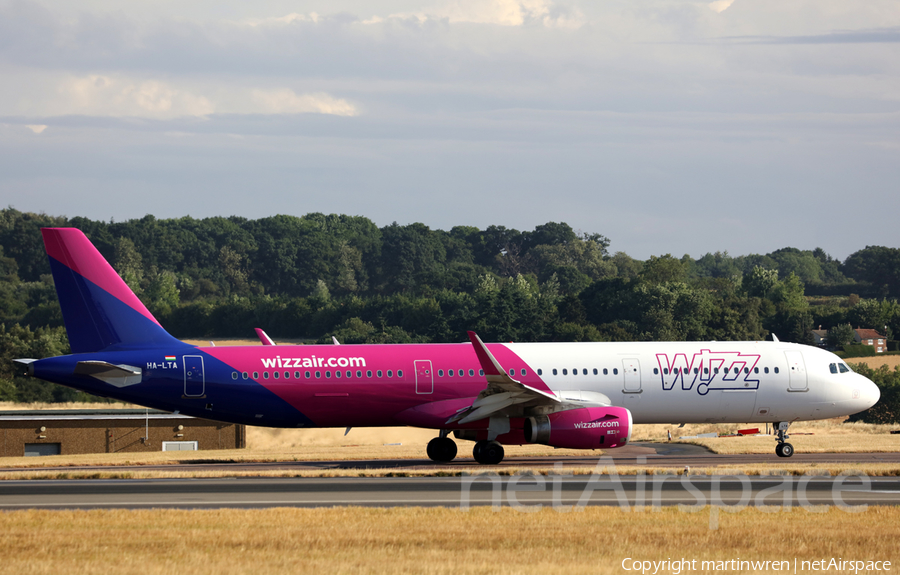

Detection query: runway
(1, 475), (898, 510)
(1, 442), (897, 475)
(1, 443), (898, 510)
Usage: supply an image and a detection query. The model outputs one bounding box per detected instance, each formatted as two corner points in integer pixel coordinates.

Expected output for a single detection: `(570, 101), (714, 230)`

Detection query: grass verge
(0, 507), (897, 575)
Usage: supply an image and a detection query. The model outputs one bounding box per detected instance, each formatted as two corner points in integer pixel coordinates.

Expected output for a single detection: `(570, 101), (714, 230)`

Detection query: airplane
(15, 228), (880, 464)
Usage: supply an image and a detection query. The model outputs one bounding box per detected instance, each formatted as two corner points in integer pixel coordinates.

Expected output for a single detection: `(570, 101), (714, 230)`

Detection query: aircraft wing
(447, 332), (562, 425)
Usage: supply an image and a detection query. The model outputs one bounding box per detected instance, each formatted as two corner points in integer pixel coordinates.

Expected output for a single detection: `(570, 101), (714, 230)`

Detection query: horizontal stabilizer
(74, 361), (143, 388)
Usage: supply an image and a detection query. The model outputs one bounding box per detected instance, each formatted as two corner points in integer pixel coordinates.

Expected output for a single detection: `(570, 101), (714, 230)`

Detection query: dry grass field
(0, 507), (897, 575)
(851, 355), (900, 370)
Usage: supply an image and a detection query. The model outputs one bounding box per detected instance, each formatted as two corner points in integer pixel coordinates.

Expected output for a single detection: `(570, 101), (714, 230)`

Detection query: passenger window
(753, 368), (758, 374)
(774, 367), (780, 374)
(273, 371), (279, 379)
(509, 369), (515, 376)
(572, 369), (577, 376)
(479, 369), (484, 376)
(253, 372), (259, 379)
(663, 368), (669, 375)
(387, 370), (393, 378)
(654, 368), (659, 375)
(553, 369), (558, 375)
(315, 371), (321, 378)
(703, 368), (708, 374)
(537, 368), (543, 376)
(764, 367), (769, 374)
(467, 369), (473, 376)
(295, 371), (301, 379)
(694, 368), (699, 375)
(593, 369), (598, 375)
(399, 370), (404, 377)
(367, 370), (372, 377)
(613, 368), (618, 375)
(264, 372), (270, 379)
(335, 371), (341, 379)
(377, 370), (383, 377)
(603, 368), (608, 375)
(714, 368), (719, 374)
(305, 371), (311, 378)
(242, 372), (249, 379)
(448, 369), (454, 377)
(347, 371), (353, 378)
(325, 371), (331, 378)
(562, 369), (568, 375)
(438, 369), (444, 377)
(582, 369), (587, 375)
(232, 372), (238, 380)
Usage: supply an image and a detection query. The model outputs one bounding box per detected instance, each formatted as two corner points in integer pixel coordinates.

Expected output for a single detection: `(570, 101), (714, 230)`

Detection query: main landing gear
(425, 429), (505, 465)
(425, 433), (506, 465)
(473, 440), (505, 465)
(426, 432), (458, 463)
(774, 422), (794, 457)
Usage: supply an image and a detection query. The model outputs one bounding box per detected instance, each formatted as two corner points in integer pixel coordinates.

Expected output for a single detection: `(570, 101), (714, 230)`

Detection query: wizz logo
(656, 350), (760, 395)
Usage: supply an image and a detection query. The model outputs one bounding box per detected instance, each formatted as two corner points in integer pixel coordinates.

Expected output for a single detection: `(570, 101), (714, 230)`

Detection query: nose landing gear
(774, 422), (794, 457)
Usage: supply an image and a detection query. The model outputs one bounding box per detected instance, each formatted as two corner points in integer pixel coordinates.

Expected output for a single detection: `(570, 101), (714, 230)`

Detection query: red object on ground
(738, 428), (760, 435)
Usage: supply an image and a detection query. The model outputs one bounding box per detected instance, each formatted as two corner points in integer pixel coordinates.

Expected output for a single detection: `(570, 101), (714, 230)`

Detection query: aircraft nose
(857, 376), (881, 410)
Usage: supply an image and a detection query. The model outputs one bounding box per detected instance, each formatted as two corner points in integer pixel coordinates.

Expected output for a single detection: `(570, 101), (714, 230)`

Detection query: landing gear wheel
(473, 440), (504, 465)
(776, 442), (794, 458)
(426, 437), (458, 462)
(774, 421), (794, 457)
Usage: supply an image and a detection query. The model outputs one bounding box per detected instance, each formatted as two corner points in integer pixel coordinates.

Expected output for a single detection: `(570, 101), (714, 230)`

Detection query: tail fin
(42, 228), (182, 353)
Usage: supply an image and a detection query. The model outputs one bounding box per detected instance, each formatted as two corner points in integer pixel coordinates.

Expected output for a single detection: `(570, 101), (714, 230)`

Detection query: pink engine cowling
(524, 406), (632, 449)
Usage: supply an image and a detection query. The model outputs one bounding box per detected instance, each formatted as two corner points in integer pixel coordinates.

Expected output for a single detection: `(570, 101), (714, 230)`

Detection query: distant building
(811, 329), (828, 347)
(0, 409), (245, 457)
(853, 329), (886, 353)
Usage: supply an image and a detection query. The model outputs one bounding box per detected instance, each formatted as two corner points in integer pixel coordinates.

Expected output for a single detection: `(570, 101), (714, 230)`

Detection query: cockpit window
(829, 363), (838, 374)
(838, 363), (850, 373)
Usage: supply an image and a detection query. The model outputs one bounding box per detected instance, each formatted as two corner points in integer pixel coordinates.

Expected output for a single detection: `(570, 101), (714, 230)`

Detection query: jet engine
(524, 406), (632, 449)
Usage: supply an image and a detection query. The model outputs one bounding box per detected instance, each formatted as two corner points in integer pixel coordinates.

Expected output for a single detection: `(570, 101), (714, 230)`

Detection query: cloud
(250, 89), (358, 116)
(58, 74), (215, 118)
(709, 0), (735, 14)
(250, 1), (586, 29)
(720, 27), (900, 44)
(244, 12), (321, 27)
(390, 0), (585, 28)
(25, 124), (47, 134)
(432, 0), (552, 26)
(0, 72), (358, 119)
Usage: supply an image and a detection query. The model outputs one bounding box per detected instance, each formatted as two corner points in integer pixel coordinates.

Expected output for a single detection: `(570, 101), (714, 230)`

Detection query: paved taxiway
(2, 444), (898, 510)
(0, 443), (897, 475)
(1, 475), (899, 510)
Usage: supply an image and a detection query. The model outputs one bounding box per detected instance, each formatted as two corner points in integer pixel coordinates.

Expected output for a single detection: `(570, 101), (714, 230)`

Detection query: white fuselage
(504, 340), (879, 424)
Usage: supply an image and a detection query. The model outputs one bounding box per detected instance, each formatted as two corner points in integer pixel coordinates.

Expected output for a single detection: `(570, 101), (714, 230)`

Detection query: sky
(1, 0), (898, 260)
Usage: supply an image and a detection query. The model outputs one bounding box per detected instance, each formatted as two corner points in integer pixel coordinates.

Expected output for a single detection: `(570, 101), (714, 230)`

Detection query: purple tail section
(42, 228), (183, 353)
